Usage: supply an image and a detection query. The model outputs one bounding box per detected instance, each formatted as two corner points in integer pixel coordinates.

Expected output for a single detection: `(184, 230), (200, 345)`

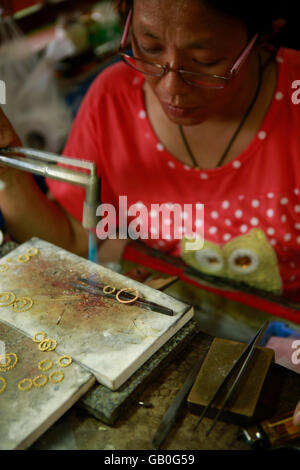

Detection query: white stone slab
(0, 238), (193, 390)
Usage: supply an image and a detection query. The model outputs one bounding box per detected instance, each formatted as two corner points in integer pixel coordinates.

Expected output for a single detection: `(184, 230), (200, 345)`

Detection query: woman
(48, 0), (300, 299)
(0, 0), (299, 422)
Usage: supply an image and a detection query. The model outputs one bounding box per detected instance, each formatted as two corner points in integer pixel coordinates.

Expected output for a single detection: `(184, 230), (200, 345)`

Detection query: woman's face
(132, 0), (256, 126)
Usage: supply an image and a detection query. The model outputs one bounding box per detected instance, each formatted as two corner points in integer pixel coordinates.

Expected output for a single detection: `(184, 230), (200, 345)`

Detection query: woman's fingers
(0, 107), (21, 147)
(0, 108), (22, 177)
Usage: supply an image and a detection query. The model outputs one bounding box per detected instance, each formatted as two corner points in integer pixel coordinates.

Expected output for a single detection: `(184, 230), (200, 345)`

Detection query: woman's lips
(162, 102), (199, 118)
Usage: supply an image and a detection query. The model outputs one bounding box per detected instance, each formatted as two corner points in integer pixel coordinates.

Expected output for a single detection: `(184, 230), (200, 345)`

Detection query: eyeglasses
(118, 9), (259, 89)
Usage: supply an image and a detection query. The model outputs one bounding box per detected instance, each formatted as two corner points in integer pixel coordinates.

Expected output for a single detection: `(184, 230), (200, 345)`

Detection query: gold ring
(38, 359), (53, 371)
(103, 285), (116, 294)
(0, 353), (18, 371)
(0, 264), (8, 272)
(26, 248), (39, 257)
(18, 378), (33, 391)
(33, 374), (48, 387)
(57, 355), (72, 368)
(0, 354), (12, 368)
(39, 339), (57, 352)
(0, 376), (6, 393)
(33, 332), (47, 343)
(116, 287), (139, 304)
(0, 292), (16, 306)
(49, 371), (64, 384)
(39, 339), (52, 351)
(12, 297), (33, 312)
(17, 254), (30, 263)
(46, 339), (57, 352)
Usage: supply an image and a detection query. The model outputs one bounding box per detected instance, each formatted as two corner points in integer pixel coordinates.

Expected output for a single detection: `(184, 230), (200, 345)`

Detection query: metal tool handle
(0, 147), (100, 230)
(0, 147), (95, 172)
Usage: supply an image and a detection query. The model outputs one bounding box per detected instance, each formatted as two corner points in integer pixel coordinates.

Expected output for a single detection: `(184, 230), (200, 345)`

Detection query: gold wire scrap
(17, 254), (30, 263)
(26, 248), (39, 257)
(0, 376), (6, 393)
(38, 359), (53, 371)
(33, 374), (48, 388)
(57, 355), (72, 368)
(0, 292), (16, 307)
(0, 353), (18, 371)
(49, 371), (64, 384)
(18, 378), (33, 391)
(33, 332), (47, 343)
(12, 297), (33, 312)
(0, 264), (8, 272)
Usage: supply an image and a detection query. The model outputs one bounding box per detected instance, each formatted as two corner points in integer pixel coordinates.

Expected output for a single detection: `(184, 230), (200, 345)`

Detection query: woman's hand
(98, 238), (130, 264)
(293, 400), (300, 426)
(0, 107), (21, 176)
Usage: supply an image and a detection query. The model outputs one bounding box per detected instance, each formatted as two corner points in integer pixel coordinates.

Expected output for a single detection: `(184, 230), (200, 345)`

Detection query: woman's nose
(156, 67), (189, 101)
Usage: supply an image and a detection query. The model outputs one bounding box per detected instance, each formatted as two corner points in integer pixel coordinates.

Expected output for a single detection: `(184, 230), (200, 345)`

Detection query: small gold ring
(39, 339), (57, 352)
(116, 288), (139, 304)
(103, 285), (116, 295)
(57, 355), (72, 368)
(39, 339), (52, 351)
(33, 332), (47, 343)
(0, 353), (18, 371)
(0, 292), (16, 307)
(0, 354), (12, 368)
(26, 248), (39, 257)
(8, 353), (18, 370)
(0, 264), (8, 272)
(17, 254), (30, 263)
(38, 359), (53, 371)
(46, 339), (57, 352)
(33, 374), (48, 387)
(49, 371), (64, 384)
(0, 376), (6, 393)
(12, 297), (33, 312)
(18, 378), (33, 391)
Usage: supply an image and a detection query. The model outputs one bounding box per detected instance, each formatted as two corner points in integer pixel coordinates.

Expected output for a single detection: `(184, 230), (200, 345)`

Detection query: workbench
(28, 322), (300, 451)
(1, 241), (299, 451)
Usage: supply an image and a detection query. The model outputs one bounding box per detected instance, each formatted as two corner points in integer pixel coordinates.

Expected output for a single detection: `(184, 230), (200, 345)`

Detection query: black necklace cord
(216, 53), (263, 167)
(179, 53), (264, 170)
(178, 122), (199, 168)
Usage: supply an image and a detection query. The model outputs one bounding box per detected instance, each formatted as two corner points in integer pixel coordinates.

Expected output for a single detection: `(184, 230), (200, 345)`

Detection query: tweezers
(194, 320), (269, 437)
(70, 277), (174, 316)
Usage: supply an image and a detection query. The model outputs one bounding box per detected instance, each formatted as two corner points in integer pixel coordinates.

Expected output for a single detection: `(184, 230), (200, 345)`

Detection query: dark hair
(114, 0), (296, 49)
